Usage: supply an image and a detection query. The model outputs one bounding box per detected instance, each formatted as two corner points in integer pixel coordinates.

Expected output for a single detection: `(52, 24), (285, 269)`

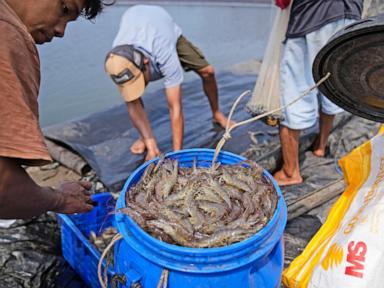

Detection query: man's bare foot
(273, 169), (303, 186)
(313, 149), (326, 157)
(213, 111), (236, 129)
(312, 137), (326, 157)
(145, 149), (161, 161)
(130, 138), (146, 154)
(143, 138), (161, 161)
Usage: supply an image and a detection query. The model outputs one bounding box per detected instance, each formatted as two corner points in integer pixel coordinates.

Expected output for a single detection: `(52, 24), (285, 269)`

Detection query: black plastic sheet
(4, 71), (380, 287)
(244, 112), (380, 269)
(43, 72), (259, 191)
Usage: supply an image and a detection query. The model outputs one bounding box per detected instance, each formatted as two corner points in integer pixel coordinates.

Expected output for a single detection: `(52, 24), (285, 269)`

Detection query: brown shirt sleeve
(0, 20), (52, 166)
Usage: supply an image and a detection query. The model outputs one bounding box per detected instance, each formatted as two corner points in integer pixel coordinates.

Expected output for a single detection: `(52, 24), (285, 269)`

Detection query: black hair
(82, 0), (115, 20)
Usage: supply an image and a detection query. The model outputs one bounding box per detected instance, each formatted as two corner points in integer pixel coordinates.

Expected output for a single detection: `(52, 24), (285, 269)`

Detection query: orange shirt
(0, 1), (52, 165)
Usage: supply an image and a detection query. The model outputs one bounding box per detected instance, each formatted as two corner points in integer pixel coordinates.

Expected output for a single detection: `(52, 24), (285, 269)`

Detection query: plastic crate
(57, 193), (117, 288)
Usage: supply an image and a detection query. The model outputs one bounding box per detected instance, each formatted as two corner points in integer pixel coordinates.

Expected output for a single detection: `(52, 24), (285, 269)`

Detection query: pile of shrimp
(121, 157), (278, 248)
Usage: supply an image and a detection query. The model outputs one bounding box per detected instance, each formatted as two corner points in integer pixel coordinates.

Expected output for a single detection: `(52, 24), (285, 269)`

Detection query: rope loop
(98, 233), (123, 288)
(223, 131), (231, 141)
(211, 72), (331, 168)
(156, 269), (169, 288)
(111, 274), (126, 288)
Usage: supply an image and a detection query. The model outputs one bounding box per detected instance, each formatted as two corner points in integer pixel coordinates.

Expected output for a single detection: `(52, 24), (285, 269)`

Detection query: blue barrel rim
(116, 148), (286, 252)
(115, 148), (287, 272)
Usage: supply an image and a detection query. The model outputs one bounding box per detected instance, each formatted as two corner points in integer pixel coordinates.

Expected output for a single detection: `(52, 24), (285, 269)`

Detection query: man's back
(287, 0), (364, 38)
(113, 5), (184, 88)
(113, 5), (182, 53)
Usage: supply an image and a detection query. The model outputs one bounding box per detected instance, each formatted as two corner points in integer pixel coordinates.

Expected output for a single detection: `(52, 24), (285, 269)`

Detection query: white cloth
(0, 219), (16, 228)
(280, 18), (355, 130)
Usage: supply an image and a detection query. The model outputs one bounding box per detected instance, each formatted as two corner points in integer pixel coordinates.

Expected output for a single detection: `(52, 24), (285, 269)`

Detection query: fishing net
(247, 0), (380, 127)
(246, 3), (292, 126)
(363, 0), (384, 18)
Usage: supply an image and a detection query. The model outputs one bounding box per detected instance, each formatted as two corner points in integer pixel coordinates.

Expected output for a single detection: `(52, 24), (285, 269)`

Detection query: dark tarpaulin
(2, 111), (379, 286)
(242, 111), (381, 269)
(42, 68), (380, 274)
(4, 68), (380, 286)
(244, 112), (380, 205)
(0, 214), (88, 288)
(43, 71), (259, 191)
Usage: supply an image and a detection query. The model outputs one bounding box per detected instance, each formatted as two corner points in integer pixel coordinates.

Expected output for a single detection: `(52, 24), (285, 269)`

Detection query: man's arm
(0, 157), (94, 219)
(165, 85), (183, 151)
(126, 99), (160, 160)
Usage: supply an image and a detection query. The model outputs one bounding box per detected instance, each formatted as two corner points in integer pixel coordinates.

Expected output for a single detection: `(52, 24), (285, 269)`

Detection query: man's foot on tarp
(312, 144), (331, 158)
(311, 136), (329, 158)
(273, 169), (303, 186)
(130, 138), (146, 154)
(213, 112), (236, 129)
(313, 149), (326, 157)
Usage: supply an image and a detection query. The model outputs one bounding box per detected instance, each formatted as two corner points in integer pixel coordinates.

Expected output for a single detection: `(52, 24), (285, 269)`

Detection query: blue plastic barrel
(115, 148), (287, 288)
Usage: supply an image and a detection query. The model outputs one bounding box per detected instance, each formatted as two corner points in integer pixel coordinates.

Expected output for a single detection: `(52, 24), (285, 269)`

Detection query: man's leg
(306, 19), (354, 157)
(126, 98), (160, 160)
(130, 138), (146, 154)
(273, 125), (303, 186)
(175, 35), (234, 128)
(129, 98), (146, 154)
(275, 38), (306, 186)
(197, 65), (235, 128)
(313, 112), (335, 157)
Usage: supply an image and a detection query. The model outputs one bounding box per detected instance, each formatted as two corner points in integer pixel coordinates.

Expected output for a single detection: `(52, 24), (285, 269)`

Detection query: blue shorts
(280, 18), (356, 130)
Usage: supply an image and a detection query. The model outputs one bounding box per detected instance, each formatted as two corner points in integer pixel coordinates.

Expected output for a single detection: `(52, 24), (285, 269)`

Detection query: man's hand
(275, 0), (291, 9)
(0, 157), (95, 219)
(53, 181), (94, 214)
(126, 99), (161, 158)
(144, 138), (161, 161)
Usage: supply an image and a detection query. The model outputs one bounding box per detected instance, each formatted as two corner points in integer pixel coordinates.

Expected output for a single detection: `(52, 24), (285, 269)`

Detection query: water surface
(38, 3), (274, 127)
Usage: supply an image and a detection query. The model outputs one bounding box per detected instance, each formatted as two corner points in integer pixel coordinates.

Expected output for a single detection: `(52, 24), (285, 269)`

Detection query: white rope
(156, 269), (169, 288)
(362, 0), (373, 18)
(98, 233), (123, 288)
(211, 72), (331, 168)
(96, 232), (169, 288)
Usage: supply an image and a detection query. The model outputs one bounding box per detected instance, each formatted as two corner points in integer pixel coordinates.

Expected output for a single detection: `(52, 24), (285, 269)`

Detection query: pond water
(38, 2), (274, 127)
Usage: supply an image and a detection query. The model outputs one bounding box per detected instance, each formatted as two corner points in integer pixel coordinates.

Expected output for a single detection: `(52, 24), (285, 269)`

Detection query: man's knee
(198, 65), (215, 79)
